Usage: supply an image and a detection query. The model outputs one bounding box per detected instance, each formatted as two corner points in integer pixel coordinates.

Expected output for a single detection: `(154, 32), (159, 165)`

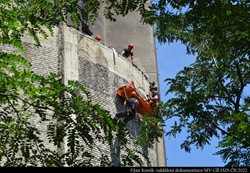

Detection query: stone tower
(90, 8), (166, 166)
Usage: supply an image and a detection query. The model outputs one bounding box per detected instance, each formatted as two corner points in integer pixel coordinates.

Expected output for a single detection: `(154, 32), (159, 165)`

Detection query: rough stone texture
(0, 24), (162, 166)
(0, 28), (61, 160)
(78, 36), (158, 166)
(90, 8), (166, 165)
(0, 27), (60, 75)
(90, 10), (158, 83)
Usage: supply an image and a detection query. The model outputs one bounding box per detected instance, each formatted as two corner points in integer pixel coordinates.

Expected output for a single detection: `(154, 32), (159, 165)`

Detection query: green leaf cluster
(136, 114), (164, 148)
(149, 0), (250, 167)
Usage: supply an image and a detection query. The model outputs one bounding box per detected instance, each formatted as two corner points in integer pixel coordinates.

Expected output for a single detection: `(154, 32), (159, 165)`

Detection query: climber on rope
(120, 43), (134, 63)
(148, 81), (159, 107)
(116, 95), (139, 123)
(149, 86), (159, 106)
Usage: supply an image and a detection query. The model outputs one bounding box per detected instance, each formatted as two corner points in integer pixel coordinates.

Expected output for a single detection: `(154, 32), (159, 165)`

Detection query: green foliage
(0, 52), (144, 166)
(136, 115), (164, 148)
(135, 103), (165, 148)
(0, 0), (152, 48)
(215, 111), (250, 167)
(163, 52), (250, 166)
(150, 0), (250, 167)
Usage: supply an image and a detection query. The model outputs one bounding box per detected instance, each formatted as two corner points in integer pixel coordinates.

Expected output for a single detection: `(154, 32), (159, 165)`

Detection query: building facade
(0, 9), (166, 166)
(90, 9), (166, 166)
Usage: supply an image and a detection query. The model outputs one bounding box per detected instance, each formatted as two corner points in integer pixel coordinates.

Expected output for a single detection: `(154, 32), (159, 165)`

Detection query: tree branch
(234, 62), (246, 112)
(217, 75), (237, 108)
(0, 93), (54, 112)
(2, 93), (48, 166)
(197, 112), (231, 136)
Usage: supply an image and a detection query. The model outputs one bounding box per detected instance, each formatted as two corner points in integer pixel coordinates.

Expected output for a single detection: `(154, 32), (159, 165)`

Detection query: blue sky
(156, 40), (225, 167)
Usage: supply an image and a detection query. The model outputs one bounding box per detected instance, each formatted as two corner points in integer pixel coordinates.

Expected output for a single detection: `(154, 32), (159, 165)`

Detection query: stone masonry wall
(0, 25), (159, 166)
(0, 27), (61, 156)
(77, 32), (158, 166)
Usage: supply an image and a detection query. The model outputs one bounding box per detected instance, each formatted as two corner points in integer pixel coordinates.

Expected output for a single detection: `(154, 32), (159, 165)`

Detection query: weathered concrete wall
(58, 26), (159, 166)
(0, 24), (162, 166)
(0, 27), (60, 75)
(78, 36), (151, 97)
(0, 27), (61, 158)
(90, 10), (158, 84)
(90, 6), (166, 166)
(78, 35), (158, 166)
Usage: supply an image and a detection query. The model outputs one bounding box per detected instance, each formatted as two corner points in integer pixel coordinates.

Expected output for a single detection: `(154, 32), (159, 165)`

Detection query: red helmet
(128, 43), (134, 49)
(131, 91), (137, 97)
(95, 35), (101, 41)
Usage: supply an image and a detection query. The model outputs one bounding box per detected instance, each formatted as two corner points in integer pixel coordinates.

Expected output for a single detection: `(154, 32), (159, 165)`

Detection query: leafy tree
(136, 115), (164, 148)
(135, 103), (166, 149)
(142, 0), (249, 167)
